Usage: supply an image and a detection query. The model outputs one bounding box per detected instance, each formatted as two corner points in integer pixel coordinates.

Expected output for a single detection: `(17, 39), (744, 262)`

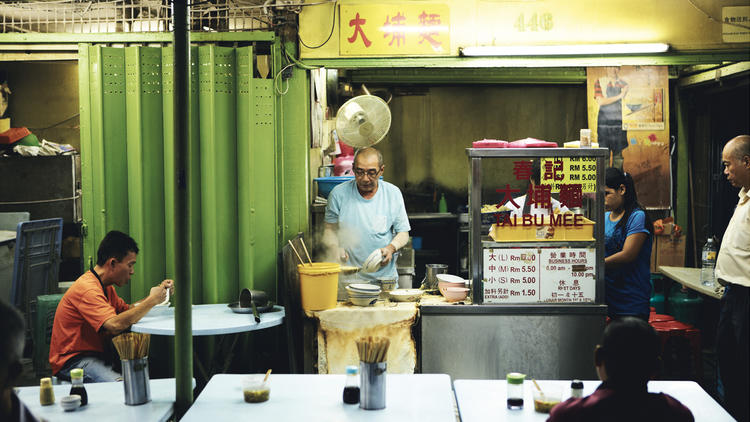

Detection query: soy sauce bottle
(506, 372), (525, 409)
(69, 368), (88, 406)
(342, 365), (360, 404)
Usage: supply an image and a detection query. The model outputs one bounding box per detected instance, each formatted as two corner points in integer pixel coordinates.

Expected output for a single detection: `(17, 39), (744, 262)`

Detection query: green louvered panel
(125, 46), (166, 300)
(162, 47), (176, 280)
(78, 44), (96, 270)
(79, 45), (131, 301)
(198, 45), (238, 303)
(252, 78), (279, 296)
(163, 46), (204, 303)
(277, 41), (310, 245)
(188, 46), (204, 303)
(236, 47), (254, 291)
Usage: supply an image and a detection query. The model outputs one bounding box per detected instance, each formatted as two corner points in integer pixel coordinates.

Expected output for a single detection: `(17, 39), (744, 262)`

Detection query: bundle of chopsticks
(112, 332), (151, 360)
(356, 336), (390, 363)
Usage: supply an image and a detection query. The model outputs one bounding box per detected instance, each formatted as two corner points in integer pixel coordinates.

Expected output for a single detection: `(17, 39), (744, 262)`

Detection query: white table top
(181, 374), (457, 422)
(0, 229), (15, 244)
(659, 266), (724, 300)
(16, 378), (181, 422)
(131, 303), (285, 336)
(453, 379), (733, 422)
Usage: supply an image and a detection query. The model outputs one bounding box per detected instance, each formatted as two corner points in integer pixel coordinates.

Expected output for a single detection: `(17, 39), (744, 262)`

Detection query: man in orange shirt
(49, 231), (173, 382)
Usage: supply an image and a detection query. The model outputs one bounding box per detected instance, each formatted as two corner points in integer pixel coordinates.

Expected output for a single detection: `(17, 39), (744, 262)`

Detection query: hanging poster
(586, 66), (670, 209)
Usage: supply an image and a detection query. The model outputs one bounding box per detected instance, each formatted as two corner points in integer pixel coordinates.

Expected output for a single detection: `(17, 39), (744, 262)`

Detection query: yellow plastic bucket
(298, 262), (341, 311)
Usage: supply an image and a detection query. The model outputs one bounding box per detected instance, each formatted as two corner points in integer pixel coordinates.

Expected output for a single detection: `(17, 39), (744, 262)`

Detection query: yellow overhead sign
(540, 157), (597, 193)
(339, 4), (450, 56)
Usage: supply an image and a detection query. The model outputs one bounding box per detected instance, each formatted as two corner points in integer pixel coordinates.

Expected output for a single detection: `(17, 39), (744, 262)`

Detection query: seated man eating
(49, 230), (173, 382)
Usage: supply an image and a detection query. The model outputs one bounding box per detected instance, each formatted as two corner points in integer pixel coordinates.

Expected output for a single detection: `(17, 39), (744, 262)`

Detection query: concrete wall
(378, 84), (588, 213)
(2, 61), (80, 150)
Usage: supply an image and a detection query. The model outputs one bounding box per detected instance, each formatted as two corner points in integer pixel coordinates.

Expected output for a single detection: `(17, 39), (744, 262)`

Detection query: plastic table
(131, 303), (285, 336)
(16, 378), (183, 422)
(132, 304), (285, 382)
(181, 374), (457, 422)
(453, 379), (734, 422)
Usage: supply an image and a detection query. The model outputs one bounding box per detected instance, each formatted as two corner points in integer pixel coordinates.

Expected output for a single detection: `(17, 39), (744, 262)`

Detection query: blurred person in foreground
(323, 147), (410, 282)
(49, 231), (173, 382)
(716, 134), (750, 422)
(0, 299), (44, 422)
(548, 317), (693, 422)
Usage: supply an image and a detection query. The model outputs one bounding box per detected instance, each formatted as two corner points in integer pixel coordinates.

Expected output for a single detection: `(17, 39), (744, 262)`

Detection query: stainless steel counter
(420, 303), (606, 380)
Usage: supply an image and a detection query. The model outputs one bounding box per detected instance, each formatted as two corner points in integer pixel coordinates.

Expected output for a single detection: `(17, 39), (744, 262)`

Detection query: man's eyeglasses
(354, 167), (381, 178)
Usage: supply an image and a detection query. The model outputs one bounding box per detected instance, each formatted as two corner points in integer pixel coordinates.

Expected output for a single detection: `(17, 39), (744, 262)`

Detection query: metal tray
(227, 302), (274, 314)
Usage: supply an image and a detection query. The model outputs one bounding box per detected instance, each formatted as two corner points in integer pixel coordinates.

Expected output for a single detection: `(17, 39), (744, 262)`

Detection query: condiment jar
(39, 377), (55, 406)
(571, 379), (584, 399)
(343, 365), (360, 404)
(506, 372), (525, 410)
(69, 368), (88, 406)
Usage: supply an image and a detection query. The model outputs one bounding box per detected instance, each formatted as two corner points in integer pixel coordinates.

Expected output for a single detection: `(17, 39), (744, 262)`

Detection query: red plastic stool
(649, 313), (676, 323)
(650, 306), (656, 313)
(651, 321), (702, 381)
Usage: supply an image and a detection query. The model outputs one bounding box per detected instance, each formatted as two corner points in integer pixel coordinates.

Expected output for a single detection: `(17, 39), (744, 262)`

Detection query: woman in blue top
(604, 167), (653, 320)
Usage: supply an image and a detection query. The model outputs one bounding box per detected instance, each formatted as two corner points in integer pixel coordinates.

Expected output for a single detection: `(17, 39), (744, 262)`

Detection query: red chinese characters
(513, 160), (533, 180)
(543, 159), (564, 181)
(347, 13), (372, 47)
(496, 184), (521, 208)
(418, 11), (442, 50)
(559, 183), (583, 208)
(383, 12), (406, 47)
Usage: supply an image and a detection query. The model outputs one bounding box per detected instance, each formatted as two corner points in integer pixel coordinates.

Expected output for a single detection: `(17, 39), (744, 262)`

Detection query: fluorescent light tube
(460, 43), (669, 56)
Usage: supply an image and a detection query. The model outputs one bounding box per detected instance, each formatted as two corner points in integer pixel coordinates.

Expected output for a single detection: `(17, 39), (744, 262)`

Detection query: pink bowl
(442, 287), (469, 302)
(438, 279), (466, 295)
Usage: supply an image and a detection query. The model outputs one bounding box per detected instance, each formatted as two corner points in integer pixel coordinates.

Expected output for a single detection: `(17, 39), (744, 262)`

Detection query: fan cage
(0, 1), (272, 34)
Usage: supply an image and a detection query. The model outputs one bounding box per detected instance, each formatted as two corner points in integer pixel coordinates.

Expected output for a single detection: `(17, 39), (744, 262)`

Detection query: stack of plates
(346, 283), (381, 306)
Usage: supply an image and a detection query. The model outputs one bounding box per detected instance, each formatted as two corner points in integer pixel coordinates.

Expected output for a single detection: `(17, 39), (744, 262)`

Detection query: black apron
(597, 81), (629, 154)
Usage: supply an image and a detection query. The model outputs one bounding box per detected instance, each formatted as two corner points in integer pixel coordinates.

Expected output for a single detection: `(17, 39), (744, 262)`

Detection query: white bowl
(388, 289), (423, 302)
(350, 296), (378, 306)
(60, 395), (81, 412)
(362, 249), (383, 273)
(347, 283), (380, 293)
(436, 274), (466, 285)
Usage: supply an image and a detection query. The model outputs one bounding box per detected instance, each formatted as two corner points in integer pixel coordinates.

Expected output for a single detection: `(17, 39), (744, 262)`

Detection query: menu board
(483, 248), (596, 303)
(539, 157), (597, 193)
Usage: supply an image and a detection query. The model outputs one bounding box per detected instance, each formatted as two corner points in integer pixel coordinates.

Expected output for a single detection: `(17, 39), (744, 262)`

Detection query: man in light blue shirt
(324, 147), (410, 282)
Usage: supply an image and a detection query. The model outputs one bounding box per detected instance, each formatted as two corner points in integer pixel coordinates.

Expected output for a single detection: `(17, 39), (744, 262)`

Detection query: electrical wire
(298, 0), (337, 49)
(34, 113), (80, 131)
(687, 0), (750, 30)
(274, 63), (294, 95)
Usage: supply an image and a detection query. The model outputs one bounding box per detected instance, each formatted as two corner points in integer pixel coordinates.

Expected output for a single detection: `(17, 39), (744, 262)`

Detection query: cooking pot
(422, 264), (448, 290)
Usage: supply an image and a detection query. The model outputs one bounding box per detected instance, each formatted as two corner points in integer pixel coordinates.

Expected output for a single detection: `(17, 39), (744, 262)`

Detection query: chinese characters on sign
(538, 157), (597, 194)
(722, 6), (750, 43)
(340, 4), (450, 55)
(483, 248), (596, 304)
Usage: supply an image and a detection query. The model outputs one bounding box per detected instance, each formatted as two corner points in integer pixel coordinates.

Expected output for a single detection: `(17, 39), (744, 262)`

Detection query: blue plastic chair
(10, 218), (63, 314)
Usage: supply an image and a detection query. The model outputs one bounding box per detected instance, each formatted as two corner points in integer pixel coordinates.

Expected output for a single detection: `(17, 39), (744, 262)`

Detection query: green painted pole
(172, 0), (193, 417)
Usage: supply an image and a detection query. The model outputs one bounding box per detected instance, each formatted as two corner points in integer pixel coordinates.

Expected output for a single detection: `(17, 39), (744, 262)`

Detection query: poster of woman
(587, 66), (670, 209)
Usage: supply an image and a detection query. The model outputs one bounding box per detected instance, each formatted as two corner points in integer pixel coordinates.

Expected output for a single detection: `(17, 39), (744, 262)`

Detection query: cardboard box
(651, 234), (686, 273)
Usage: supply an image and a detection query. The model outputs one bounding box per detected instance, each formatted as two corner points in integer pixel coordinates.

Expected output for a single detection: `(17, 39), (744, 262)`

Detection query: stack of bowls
(345, 283), (381, 306)
(436, 274), (470, 302)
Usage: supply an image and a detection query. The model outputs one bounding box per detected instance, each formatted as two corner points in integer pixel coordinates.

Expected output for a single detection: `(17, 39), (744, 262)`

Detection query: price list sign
(539, 248), (596, 303)
(483, 248), (596, 304)
(483, 248), (540, 303)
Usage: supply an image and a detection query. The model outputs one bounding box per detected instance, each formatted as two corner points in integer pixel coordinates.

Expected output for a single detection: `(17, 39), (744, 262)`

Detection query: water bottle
(700, 238), (717, 287)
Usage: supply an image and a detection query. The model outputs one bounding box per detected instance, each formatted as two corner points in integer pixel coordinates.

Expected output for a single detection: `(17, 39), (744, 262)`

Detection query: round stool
(652, 321), (701, 381)
(649, 313), (676, 323)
